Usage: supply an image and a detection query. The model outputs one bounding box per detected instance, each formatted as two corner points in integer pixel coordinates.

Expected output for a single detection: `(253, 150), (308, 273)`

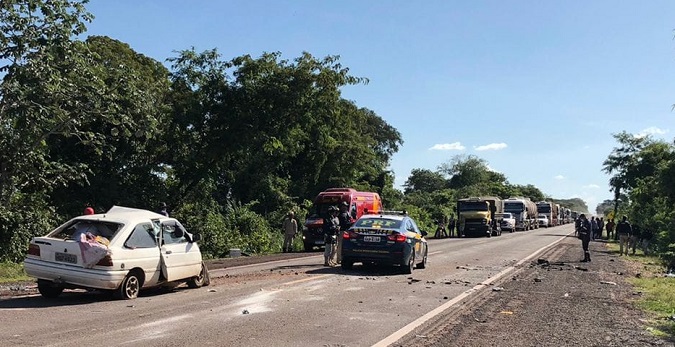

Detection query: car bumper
(342, 248), (410, 265)
(24, 258), (127, 290)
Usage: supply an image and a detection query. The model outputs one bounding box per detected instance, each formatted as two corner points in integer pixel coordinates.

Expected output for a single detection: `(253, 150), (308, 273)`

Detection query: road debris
(600, 281), (617, 286)
(534, 277), (543, 283)
(208, 289), (217, 292)
(500, 311), (514, 315)
(574, 266), (588, 272)
(492, 287), (505, 292)
(242, 309), (250, 314)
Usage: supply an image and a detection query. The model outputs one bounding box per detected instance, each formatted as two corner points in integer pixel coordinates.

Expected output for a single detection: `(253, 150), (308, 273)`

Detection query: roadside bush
(0, 194), (57, 262)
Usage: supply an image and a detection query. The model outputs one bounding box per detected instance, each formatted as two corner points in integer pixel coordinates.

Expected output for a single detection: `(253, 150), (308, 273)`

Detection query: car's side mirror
(421, 230), (428, 237)
(191, 233), (202, 243)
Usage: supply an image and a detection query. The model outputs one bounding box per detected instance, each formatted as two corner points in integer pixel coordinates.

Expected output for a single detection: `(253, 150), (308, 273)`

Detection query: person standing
(641, 227), (653, 255)
(597, 217), (605, 239)
(578, 214), (592, 262)
(158, 202), (169, 217)
(605, 218), (615, 241)
(434, 218), (447, 238)
(616, 216), (633, 256)
(590, 216), (599, 240)
(630, 223), (642, 255)
(282, 211), (298, 253)
(337, 202), (352, 263)
(448, 214), (456, 238)
(323, 206), (340, 267)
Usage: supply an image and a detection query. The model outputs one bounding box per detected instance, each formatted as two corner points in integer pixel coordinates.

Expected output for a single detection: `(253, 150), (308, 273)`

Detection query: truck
(504, 197), (538, 231)
(303, 188), (382, 251)
(457, 196), (503, 237)
(536, 202), (558, 227)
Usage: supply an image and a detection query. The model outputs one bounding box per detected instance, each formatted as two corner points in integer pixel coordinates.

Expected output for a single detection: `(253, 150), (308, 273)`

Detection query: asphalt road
(0, 224), (574, 347)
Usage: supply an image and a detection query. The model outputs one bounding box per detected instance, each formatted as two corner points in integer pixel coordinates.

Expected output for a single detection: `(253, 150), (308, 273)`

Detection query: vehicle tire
(402, 253), (415, 274)
(341, 259), (354, 270)
(114, 271), (142, 300)
(37, 279), (64, 299)
(187, 262), (209, 288)
(303, 243), (313, 252)
(416, 250), (427, 269)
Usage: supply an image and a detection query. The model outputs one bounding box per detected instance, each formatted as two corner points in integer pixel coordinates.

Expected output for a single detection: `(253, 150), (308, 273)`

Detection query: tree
(403, 169), (448, 194)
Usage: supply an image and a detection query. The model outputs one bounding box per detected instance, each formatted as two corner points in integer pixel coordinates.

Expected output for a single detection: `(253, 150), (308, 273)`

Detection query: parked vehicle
(504, 197), (538, 231)
(497, 212), (516, 232)
(537, 214), (550, 228)
(457, 196), (503, 237)
(536, 201), (558, 227)
(341, 211), (428, 274)
(303, 188), (382, 251)
(24, 206), (209, 300)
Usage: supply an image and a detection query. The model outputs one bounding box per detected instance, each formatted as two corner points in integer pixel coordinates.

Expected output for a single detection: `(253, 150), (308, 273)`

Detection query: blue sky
(84, 1), (674, 211)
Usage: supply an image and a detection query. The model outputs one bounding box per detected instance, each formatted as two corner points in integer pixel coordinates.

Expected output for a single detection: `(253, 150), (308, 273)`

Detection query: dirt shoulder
(398, 236), (672, 347)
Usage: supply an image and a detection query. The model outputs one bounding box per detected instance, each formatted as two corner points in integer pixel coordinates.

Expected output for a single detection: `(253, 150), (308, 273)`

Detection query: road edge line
(372, 230), (574, 347)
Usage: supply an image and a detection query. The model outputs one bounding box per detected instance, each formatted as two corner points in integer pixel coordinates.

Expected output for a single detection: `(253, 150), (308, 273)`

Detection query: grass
(0, 262), (31, 283)
(605, 242), (675, 338)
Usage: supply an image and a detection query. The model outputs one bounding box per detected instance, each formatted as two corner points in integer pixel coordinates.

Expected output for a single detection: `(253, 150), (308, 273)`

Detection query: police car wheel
(416, 251), (427, 269)
(402, 253), (414, 274)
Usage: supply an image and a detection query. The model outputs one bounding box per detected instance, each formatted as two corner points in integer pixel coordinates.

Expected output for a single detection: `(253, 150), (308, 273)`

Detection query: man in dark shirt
(336, 202), (352, 264)
(630, 224), (642, 255)
(578, 214), (592, 262)
(615, 216), (632, 256)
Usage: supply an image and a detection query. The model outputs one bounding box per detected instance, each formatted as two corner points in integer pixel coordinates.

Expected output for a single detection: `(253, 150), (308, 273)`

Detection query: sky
(83, 1), (675, 211)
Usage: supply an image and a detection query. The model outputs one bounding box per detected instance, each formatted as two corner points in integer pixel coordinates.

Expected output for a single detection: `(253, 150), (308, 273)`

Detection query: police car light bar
(373, 210), (408, 216)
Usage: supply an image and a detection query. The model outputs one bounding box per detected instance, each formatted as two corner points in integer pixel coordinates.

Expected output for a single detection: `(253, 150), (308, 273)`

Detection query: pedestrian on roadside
(641, 227), (654, 255)
(605, 218), (615, 241)
(578, 214), (592, 262)
(448, 214), (457, 238)
(337, 201), (353, 263)
(598, 217), (604, 239)
(590, 216), (599, 240)
(282, 211), (298, 253)
(434, 218), (447, 238)
(630, 223), (642, 255)
(616, 216), (632, 256)
(574, 217), (581, 237)
(158, 202), (169, 217)
(323, 206), (340, 267)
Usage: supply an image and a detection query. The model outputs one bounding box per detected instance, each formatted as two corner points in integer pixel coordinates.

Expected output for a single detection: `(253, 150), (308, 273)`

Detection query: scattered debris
(242, 309), (250, 314)
(415, 334), (427, 339)
(358, 301), (363, 304)
(563, 293), (569, 298)
(635, 273), (642, 278)
(457, 266), (478, 271)
(537, 258), (549, 265)
(443, 296), (448, 300)
(127, 305), (135, 308)
(600, 281), (617, 286)
(208, 289), (217, 292)
(408, 278), (421, 283)
(534, 277), (543, 283)
(615, 272), (623, 275)
(609, 259), (615, 262)
(474, 318), (487, 323)
(426, 280), (436, 284)
(632, 291), (642, 296)
(500, 311), (514, 315)
(574, 266), (588, 272)
(492, 287), (505, 292)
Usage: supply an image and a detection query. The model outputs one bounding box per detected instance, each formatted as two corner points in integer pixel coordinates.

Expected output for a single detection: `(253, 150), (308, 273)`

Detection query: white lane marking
(372, 230), (573, 347)
(428, 251), (443, 256)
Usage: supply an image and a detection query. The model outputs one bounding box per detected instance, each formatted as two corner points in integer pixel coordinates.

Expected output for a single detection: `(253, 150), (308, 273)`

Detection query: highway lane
(0, 224), (575, 347)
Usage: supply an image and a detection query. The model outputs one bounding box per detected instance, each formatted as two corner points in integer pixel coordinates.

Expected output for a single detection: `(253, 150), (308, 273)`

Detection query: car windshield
(537, 205), (551, 213)
(353, 218), (402, 229)
(501, 213), (512, 219)
(50, 219), (124, 241)
(504, 202), (524, 212)
(458, 201), (488, 212)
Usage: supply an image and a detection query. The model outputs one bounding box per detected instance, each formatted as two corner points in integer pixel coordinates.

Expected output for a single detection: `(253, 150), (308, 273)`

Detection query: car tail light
(387, 233), (407, 243)
(28, 244), (40, 257)
(343, 231), (357, 240)
(96, 255), (113, 267)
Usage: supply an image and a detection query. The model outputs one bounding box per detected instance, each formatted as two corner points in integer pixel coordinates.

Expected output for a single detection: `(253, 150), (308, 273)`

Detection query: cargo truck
(504, 197), (538, 231)
(457, 196), (503, 237)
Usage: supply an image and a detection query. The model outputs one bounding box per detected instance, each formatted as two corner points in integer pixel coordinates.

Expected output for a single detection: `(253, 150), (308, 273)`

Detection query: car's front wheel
(37, 279), (64, 299)
(114, 271), (142, 300)
(187, 262), (210, 288)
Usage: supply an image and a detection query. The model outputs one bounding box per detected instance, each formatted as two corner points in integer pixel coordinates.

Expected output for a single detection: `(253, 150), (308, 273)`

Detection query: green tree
(403, 168), (448, 194)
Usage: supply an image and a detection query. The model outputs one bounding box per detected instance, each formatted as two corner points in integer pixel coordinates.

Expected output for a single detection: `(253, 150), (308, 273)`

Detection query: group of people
(280, 201), (353, 267)
(433, 215), (459, 238)
(576, 214), (654, 262)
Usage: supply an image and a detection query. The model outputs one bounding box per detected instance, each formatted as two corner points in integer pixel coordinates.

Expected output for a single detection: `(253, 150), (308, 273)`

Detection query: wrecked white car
(24, 206), (209, 299)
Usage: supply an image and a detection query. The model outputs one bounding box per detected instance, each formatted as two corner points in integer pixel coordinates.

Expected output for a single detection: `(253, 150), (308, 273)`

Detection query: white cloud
(486, 165), (502, 173)
(583, 184), (600, 189)
(474, 142), (507, 151)
(635, 126), (669, 138)
(554, 175), (565, 180)
(429, 142), (466, 151)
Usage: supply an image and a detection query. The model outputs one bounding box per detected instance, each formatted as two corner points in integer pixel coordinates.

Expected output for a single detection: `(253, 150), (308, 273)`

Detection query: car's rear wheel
(37, 279), (64, 299)
(402, 253), (415, 274)
(187, 262), (210, 288)
(416, 250), (427, 269)
(114, 271), (142, 300)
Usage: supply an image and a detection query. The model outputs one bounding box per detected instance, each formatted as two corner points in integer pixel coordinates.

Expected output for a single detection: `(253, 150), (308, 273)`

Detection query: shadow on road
(306, 263), (409, 277)
(0, 286), (190, 308)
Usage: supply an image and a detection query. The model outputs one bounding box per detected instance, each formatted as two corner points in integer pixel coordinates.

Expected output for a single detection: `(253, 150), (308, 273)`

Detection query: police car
(340, 211), (428, 274)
